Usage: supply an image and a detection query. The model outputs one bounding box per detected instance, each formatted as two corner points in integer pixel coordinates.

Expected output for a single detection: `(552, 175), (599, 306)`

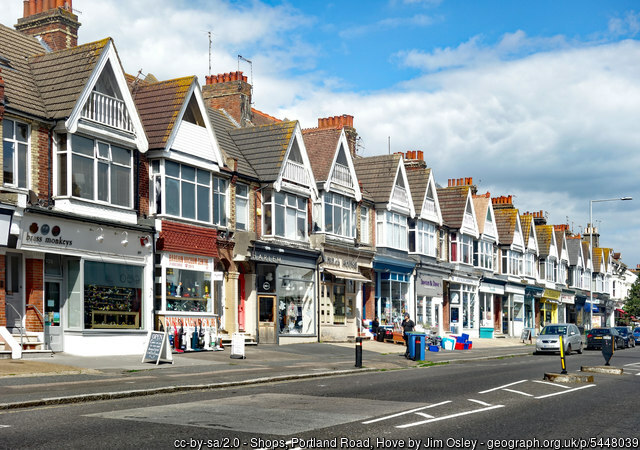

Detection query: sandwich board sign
(142, 331), (173, 365)
(230, 332), (246, 359)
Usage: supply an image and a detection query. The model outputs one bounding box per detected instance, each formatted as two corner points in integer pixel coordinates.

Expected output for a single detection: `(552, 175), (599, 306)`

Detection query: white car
(535, 323), (583, 355)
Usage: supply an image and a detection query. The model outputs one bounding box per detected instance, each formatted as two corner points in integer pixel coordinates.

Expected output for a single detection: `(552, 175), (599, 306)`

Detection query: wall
(25, 258), (44, 332)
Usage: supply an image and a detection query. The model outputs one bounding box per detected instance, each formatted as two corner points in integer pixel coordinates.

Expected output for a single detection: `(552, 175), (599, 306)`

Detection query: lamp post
(588, 197), (632, 329)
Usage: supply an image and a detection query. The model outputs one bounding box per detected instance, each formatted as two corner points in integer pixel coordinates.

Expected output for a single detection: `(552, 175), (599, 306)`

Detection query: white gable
(66, 39), (148, 152)
(482, 202), (498, 242)
(326, 130), (362, 201)
(527, 224), (538, 252)
(419, 172), (442, 225)
(388, 161), (415, 216)
(512, 215), (524, 251)
(275, 123), (318, 199)
(549, 234), (558, 259)
(461, 192), (479, 238)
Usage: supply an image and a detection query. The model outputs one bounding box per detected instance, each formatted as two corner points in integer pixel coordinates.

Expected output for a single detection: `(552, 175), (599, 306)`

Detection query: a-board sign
(142, 331), (173, 365)
(230, 332), (246, 359)
(520, 328), (531, 342)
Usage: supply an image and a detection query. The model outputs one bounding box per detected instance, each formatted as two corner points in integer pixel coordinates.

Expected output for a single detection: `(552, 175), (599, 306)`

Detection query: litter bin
(479, 327), (494, 339)
(406, 332), (426, 361)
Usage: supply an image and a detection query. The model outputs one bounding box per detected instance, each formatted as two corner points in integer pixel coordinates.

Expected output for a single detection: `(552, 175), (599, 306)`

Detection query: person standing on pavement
(401, 313), (415, 358)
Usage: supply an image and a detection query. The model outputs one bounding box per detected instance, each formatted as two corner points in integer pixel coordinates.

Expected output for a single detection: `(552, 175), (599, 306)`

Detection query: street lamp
(588, 197), (632, 329)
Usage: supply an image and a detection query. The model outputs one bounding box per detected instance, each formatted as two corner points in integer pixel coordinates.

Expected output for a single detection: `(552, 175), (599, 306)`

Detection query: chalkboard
(521, 328), (531, 342)
(142, 331), (173, 365)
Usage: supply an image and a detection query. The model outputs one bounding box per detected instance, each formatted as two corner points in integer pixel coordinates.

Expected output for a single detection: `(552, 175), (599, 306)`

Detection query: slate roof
(132, 76), (194, 150)
(520, 214), (533, 250)
(302, 128), (341, 183)
(581, 241), (591, 267)
(0, 23), (48, 117)
(493, 208), (519, 245)
(353, 154), (401, 206)
(566, 237), (583, 266)
(229, 121), (297, 182)
(436, 186), (470, 229)
(207, 108), (258, 179)
(473, 195), (490, 235)
(555, 230), (566, 260)
(536, 224), (554, 258)
(406, 167), (432, 216)
(593, 248), (603, 273)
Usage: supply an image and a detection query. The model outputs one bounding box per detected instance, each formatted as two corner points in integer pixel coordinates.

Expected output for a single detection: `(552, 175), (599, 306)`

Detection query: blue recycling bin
(406, 332), (427, 361)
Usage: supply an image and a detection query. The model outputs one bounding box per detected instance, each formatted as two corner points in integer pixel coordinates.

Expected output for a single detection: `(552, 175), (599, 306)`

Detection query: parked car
(633, 327), (640, 345)
(535, 324), (583, 355)
(614, 326), (636, 348)
(586, 327), (625, 350)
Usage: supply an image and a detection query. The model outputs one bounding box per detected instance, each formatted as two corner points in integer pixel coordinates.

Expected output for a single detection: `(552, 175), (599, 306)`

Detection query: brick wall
(15, 7), (79, 52)
(31, 124), (50, 202)
(25, 258), (44, 332)
(138, 153), (149, 217)
(202, 72), (252, 126)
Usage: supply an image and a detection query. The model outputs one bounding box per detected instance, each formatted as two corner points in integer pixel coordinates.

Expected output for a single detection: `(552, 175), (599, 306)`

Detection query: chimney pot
(23, 0), (29, 17)
(56, 0), (64, 8)
(417, 150), (423, 160)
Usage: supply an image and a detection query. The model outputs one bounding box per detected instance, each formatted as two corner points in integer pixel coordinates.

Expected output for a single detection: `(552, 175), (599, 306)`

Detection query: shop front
(561, 292), (575, 324)
(319, 249), (372, 342)
(575, 295), (588, 329)
(373, 255), (415, 328)
(502, 285), (525, 337)
(539, 288), (561, 328)
(18, 212), (153, 356)
(446, 275), (479, 337)
(478, 280), (505, 338)
(253, 243), (319, 344)
(415, 270), (444, 335)
(525, 285), (543, 335)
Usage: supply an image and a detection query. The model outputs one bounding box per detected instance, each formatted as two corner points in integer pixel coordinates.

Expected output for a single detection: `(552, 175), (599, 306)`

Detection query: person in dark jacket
(401, 313), (415, 357)
(371, 316), (380, 336)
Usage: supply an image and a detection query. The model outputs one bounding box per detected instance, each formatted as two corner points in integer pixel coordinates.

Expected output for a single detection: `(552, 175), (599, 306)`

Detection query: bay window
(2, 118), (28, 189)
(473, 240), (493, 270)
(501, 249), (523, 276)
(376, 211), (408, 250)
(410, 220), (437, 256)
(450, 233), (472, 264)
(165, 161), (211, 222)
(323, 192), (356, 237)
(524, 252), (536, 277)
(263, 189), (308, 241)
(59, 134), (132, 207)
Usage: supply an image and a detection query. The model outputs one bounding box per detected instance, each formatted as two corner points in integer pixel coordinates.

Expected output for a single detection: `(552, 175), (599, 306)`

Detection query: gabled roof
(520, 214), (533, 249)
(229, 121), (298, 182)
(566, 237), (583, 266)
(493, 208), (520, 246)
(133, 76), (194, 150)
(207, 108), (258, 179)
(0, 23), (48, 117)
(406, 168), (430, 214)
(354, 154), (402, 205)
(436, 186), (470, 229)
(555, 230), (567, 261)
(593, 248), (603, 273)
(536, 224), (555, 258)
(581, 240), (591, 269)
(473, 194), (495, 237)
(303, 128), (341, 182)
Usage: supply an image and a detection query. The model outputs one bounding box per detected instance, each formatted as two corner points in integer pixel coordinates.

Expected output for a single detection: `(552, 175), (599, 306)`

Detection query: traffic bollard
(559, 335), (567, 374)
(355, 337), (363, 368)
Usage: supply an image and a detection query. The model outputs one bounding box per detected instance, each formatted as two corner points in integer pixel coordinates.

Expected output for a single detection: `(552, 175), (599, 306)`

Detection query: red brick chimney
(316, 114), (358, 157)
(403, 150), (426, 170)
(491, 195), (515, 209)
(202, 71), (252, 127)
(16, 0), (79, 51)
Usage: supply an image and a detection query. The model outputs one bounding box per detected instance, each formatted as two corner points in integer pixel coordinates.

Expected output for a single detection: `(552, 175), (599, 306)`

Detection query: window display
(165, 268), (212, 312)
(278, 266), (315, 335)
(378, 272), (409, 325)
(84, 261), (142, 329)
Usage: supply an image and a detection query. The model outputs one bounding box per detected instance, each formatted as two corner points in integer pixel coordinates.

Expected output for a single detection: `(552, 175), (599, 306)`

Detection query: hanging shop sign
(543, 289), (562, 301)
(416, 272), (444, 297)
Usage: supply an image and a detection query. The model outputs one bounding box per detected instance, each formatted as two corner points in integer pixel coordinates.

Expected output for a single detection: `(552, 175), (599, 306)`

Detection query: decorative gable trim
(482, 201), (498, 243)
(326, 129), (362, 201)
(460, 191), (479, 238)
(419, 171), (442, 226)
(549, 233), (558, 259)
(388, 161), (415, 217)
(511, 215), (525, 251)
(65, 39), (148, 152)
(275, 122), (318, 199)
(527, 223), (538, 254)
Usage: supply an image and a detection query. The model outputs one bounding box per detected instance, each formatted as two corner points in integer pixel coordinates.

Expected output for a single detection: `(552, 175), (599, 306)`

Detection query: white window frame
(164, 160), (212, 222)
(524, 252), (536, 277)
(263, 189), (308, 241)
(474, 239), (493, 270)
(323, 192), (356, 238)
(376, 210), (408, 250)
(2, 118), (29, 189)
(502, 249), (522, 276)
(411, 220), (437, 256)
(235, 183), (249, 231)
(360, 205), (370, 244)
(213, 177), (228, 227)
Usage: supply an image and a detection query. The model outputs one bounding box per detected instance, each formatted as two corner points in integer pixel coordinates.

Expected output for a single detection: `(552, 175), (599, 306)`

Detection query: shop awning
(324, 268), (371, 283)
(615, 308), (627, 315)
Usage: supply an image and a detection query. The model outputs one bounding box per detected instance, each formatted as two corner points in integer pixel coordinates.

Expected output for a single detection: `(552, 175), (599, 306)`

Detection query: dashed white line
(503, 388), (534, 397)
(362, 401), (451, 424)
(468, 399), (492, 406)
(534, 384), (596, 399)
(397, 404), (505, 428)
(533, 380), (572, 389)
(479, 379), (528, 394)
(0, 425), (11, 428)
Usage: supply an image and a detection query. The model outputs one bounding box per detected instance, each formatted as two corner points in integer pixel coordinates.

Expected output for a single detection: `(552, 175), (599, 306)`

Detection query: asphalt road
(1, 347), (638, 450)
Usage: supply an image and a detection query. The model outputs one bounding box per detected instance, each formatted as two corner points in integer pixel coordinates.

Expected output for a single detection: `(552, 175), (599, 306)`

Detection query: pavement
(0, 336), (532, 409)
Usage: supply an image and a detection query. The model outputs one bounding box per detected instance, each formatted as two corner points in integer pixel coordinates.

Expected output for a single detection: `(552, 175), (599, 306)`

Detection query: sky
(2, 0), (639, 268)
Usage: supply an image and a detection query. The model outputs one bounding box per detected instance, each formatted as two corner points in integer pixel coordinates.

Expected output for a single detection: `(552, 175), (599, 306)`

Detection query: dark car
(634, 327), (640, 345)
(614, 326), (635, 348)
(586, 327), (625, 350)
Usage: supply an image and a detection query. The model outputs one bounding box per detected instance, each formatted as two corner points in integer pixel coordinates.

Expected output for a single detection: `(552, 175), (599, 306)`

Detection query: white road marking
(415, 412), (435, 418)
(479, 379), (528, 394)
(397, 404), (505, 428)
(468, 399), (492, 406)
(362, 401), (451, 424)
(503, 388), (534, 397)
(533, 380), (572, 389)
(0, 425), (11, 428)
(534, 384), (595, 399)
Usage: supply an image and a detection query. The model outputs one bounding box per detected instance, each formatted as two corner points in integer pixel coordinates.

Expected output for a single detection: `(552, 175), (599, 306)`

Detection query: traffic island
(580, 365), (624, 375)
(543, 372), (594, 383)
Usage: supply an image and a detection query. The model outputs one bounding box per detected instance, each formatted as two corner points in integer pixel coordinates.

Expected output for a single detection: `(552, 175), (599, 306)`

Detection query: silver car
(535, 323), (583, 355)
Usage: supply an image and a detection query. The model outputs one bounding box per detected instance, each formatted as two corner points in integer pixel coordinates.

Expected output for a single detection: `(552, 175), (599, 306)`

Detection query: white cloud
(339, 14), (437, 39)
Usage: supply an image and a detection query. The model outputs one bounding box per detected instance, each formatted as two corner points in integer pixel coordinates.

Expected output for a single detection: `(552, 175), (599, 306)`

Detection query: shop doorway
(44, 281), (63, 351)
(5, 253), (23, 333)
(258, 295), (277, 344)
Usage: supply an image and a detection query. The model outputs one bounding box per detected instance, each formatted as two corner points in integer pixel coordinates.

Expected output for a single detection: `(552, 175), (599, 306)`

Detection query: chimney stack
(316, 114), (358, 157)
(16, 0), (79, 51)
(202, 71), (252, 127)
(403, 150), (426, 170)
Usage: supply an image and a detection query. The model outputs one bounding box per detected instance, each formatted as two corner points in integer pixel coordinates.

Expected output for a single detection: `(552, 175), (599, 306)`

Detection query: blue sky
(1, 0), (639, 269)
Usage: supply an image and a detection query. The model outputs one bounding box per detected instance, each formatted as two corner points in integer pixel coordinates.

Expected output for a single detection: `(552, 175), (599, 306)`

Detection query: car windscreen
(541, 326), (566, 335)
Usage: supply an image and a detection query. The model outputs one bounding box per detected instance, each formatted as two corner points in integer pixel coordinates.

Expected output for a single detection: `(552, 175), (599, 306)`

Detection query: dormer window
(58, 134), (133, 208)
(2, 118), (29, 189)
(81, 61), (133, 132)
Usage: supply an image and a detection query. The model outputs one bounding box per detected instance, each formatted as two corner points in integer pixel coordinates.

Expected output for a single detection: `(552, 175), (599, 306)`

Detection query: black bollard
(355, 337), (363, 368)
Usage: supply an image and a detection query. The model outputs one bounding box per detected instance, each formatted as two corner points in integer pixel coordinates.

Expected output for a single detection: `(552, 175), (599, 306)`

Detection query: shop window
(64, 134), (132, 207)
(235, 183), (249, 230)
(165, 268), (212, 312)
(333, 283), (346, 325)
(257, 264), (276, 293)
(378, 274), (409, 326)
(83, 261), (143, 329)
(2, 118), (29, 189)
(278, 266), (315, 335)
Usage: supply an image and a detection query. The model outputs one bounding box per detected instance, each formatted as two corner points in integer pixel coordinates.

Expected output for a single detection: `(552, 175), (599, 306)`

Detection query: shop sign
(324, 255), (359, 272)
(505, 285), (525, 295)
(561, 294), (575, 304)
(212, 271), (224, 281)
(253, 252), (282, 264)
(513, 294), (525, 303)
(166, 253), (213, 271)
(416, 272), (443, 296)
(543, 289), (561, 300)
(480, 283), (505, 295)
(448, 275), (479, 286)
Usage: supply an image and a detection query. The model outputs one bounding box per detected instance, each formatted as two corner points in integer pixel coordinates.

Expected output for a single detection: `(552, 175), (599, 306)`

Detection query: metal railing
(81, 91), (134, 132)
(331, 163), (353, 188)
(283, 160), (309, 186)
